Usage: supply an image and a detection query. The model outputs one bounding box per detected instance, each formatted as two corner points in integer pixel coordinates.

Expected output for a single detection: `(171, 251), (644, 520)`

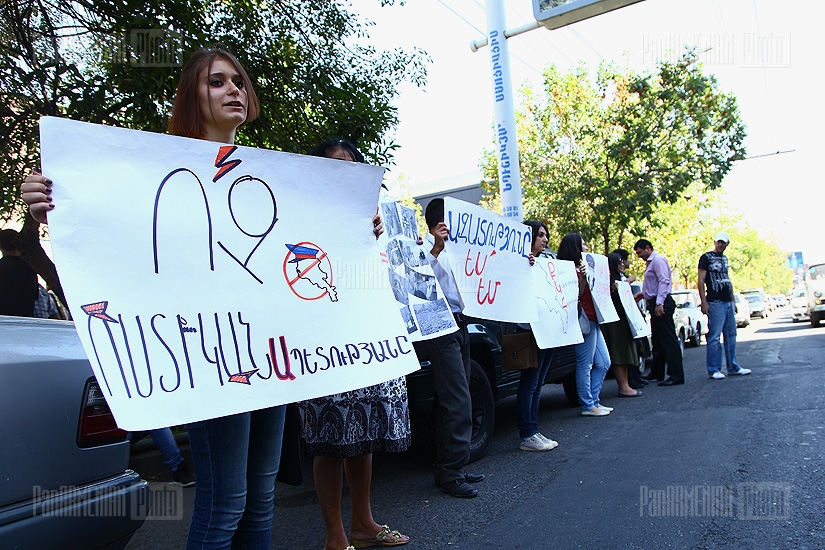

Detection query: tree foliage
(481, 50), (747, 255)
(1, 0), (428, 308)
(640, 183), (793, 294)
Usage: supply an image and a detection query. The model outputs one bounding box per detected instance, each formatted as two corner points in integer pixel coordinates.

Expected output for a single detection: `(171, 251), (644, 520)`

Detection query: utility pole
(472, 0), (645, 221)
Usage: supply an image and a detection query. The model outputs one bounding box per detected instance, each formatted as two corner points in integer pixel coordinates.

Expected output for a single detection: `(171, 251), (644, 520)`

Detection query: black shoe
(464, 472), (484, 483)
(641, 375), (663, 382)
(441, 479), (478, 498)
(657, 378), (683, 387)
(172, 462), (196, 487)
(629, 382), (646, 389)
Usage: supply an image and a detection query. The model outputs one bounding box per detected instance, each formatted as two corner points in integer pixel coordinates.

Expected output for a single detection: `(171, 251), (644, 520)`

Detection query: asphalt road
(126, 308), (825, 549)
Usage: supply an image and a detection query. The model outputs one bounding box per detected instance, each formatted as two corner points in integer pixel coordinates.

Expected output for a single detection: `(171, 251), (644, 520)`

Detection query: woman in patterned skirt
(299, 139), (410, 550)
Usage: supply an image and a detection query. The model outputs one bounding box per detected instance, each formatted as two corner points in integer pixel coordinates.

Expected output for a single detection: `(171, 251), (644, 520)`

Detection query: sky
(350, 0), (824, 265)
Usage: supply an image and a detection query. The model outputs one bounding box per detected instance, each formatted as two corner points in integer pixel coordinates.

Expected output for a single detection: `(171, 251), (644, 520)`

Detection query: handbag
(578, 304), (591, 336)
(501, 325), (538, 370)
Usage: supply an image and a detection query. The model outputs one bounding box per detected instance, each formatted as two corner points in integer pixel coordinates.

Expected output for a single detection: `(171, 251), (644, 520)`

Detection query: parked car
(790, 287), (809, 323)
(744, 294), (768, 318)
(0, 316), (149, 550)
(407, 319), (577, 462)
(806, 263), (825, 327)
(734, 293), (751, 327)
(671, 290), (708, 347)
(773, 294), (788, 308)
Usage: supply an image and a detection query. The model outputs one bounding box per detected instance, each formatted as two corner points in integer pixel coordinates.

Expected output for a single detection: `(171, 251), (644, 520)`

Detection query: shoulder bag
(501, 324), (539, 370)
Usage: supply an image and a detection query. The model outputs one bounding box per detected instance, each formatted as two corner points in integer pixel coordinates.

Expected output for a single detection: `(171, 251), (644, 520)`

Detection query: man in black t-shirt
(0, 229), (39, 317)
(697, 231), (752, 379)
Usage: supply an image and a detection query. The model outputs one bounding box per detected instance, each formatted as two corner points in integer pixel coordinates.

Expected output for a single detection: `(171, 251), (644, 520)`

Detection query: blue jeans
(516, 348), (555, 439)
(186, 406), (286, 550)
(574, 320), (611, 411)
(706, 300), (742, 374)
(130, 428), (184, 473)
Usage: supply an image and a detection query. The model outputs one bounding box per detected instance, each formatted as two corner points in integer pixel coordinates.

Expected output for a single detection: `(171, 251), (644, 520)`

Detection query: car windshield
(745, 295), (762, 304)
(672, 293), (694, 308)
(810, 264), (825, 281)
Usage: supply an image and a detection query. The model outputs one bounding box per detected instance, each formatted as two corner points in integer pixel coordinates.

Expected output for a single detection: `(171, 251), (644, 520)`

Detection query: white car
(790, 287), (809, 323)
(671, 290), (709, 347)
(734, 293), (751, 327)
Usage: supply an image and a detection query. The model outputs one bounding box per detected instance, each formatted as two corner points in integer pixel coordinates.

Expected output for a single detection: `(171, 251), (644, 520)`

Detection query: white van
(806, 263), (825, 327)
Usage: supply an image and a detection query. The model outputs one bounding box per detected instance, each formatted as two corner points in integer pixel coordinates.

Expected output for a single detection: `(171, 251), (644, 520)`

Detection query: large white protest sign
(39, 117), (420, 430)
(530, 257), (583, 349)
(617, 281), (651, 338)
(378, 201), (457, 340)
(441, 198), (536, 322)
(584, 252), (619, 324)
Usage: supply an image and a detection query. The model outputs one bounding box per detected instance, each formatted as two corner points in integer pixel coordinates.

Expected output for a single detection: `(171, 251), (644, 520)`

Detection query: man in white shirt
(423, 198), (484, 498)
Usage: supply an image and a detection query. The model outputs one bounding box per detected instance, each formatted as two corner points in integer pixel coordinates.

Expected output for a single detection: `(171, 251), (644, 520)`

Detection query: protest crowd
(9, 46), (750, 550)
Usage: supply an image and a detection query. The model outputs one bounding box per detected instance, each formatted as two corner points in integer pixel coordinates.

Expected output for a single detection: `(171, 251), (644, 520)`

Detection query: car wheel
(562, 373), (579, 407)
(689, 323), (701, 347)
(468, 359), (494, 463)
(812, 312), (822, 328)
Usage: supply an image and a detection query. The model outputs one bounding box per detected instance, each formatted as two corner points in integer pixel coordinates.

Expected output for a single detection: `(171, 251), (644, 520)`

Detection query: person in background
(23, 47), (287, 550)
(0, 229), (39, 317)
(601, 253), (643, 398)
(514, 220), (560, 452)
(556, 233), (612, 417)
(697, 231), (752, 379)
(32, 284), (61, 319)
(130, 428), (196, 487)
(298, 139), (409, 550)
(633, 239), (684, 386)
(612, 248), (645, 390)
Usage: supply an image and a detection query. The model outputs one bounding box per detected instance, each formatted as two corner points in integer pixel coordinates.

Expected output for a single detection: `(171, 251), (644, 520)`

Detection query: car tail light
(78, 378), (128, 448)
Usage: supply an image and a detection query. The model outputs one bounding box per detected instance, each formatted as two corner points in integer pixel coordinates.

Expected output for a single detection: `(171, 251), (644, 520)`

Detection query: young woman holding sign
(601, 253), (643, 398)
(556, 233), (612, 417)
(300, 139), (410, 550)
(514, 221), (559, 452)
(22, 48), (287, 550)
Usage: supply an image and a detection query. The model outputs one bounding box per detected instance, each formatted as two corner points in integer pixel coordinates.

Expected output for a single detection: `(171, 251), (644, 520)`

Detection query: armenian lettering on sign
(441, 198), (536, 323)
(39, 117), (420, 430)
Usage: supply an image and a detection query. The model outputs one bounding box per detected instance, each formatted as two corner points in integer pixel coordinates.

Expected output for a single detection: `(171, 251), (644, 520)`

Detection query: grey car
(0, 317), (148, 549)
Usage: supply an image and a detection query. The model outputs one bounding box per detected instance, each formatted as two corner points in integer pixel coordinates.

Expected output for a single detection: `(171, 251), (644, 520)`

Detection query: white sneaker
(581, 407), (610, 417)
(710, 371), (726, 380)
(519, 433), (552, 451)
(535, 432), (559, 450)
(728, 368), (752, 375)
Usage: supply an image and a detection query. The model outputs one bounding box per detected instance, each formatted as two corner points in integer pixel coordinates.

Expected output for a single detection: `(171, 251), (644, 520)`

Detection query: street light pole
(482, 0), (523, 221)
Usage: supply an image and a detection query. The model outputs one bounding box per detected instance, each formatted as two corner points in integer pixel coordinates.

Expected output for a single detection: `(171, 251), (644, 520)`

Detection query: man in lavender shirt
(633, 239), (685, 386)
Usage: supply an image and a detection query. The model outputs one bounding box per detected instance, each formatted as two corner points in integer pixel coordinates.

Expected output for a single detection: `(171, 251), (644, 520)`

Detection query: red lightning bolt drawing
(213, 145), (242, 182)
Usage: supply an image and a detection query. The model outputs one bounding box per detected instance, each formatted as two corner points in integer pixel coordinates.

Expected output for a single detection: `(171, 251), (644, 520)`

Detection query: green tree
(1, 0), (428, 308)
(481, 50), (747, 254)
(635, 183), (793, 294)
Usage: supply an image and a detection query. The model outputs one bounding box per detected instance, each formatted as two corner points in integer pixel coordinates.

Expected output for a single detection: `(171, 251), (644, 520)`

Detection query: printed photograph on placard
(377, 200), (458, 341)
(400, 204), (420, 241)
(381, 201), (403, 238)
